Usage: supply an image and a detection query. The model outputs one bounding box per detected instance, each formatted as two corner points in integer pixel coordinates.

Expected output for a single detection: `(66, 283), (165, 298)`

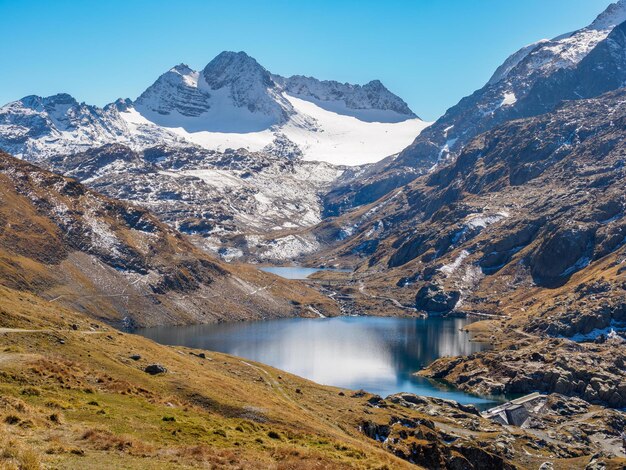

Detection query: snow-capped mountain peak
(273, 74), (417, 122)
(201, 51), (276, 90)
(133, 51), (295, 133)
(0, 51), (428, 165)
(134, 62), (209, 119)
(370, 0), (626, 211)
(199, 50), (294, 124)
(171, 63), (195, 76)
(126, 51), (428, 164)
(589, 0), (626, 31)
(487, 1), (626, 89)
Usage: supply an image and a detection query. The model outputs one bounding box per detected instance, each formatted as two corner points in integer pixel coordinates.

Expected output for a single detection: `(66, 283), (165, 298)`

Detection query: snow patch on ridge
(440, 250), (470, 276)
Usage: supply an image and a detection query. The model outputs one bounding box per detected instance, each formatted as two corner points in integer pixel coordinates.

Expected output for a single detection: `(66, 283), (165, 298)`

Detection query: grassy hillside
(2, 286), (626, 469)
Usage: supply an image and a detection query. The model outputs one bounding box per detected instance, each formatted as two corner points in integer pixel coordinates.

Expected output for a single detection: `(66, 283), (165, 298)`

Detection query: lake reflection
(134, 316), (500, 406)
(259, 266), (351, 279)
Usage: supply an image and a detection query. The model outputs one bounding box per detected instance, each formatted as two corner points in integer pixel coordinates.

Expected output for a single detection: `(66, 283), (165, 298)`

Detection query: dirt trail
(358, 281), (418, 312)
(0, 328), (49, 334)
(0, 327), (106, 336)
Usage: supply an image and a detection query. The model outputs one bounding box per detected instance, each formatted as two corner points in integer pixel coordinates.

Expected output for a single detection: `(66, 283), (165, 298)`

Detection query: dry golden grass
(0, 286), (416, 469)
(0, 284), (618, 469)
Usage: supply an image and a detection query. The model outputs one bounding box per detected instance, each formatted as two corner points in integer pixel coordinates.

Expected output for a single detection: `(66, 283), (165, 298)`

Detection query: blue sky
(0, 0), (615, 120)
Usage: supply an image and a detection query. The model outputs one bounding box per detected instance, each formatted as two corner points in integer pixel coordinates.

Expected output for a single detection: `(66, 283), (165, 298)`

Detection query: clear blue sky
(0, 0), (614, 120)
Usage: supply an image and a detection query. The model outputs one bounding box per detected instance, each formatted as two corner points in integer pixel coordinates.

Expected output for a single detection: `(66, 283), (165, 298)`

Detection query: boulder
(144, 364), (167, 375)
(415, 284), (460, 314)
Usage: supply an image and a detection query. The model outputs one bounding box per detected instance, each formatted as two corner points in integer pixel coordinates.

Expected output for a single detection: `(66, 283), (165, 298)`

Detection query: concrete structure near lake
(482, 392), (544, 426)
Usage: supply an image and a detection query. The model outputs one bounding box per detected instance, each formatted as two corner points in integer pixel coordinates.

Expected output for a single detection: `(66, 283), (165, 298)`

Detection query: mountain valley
(1, 1), (626, 469)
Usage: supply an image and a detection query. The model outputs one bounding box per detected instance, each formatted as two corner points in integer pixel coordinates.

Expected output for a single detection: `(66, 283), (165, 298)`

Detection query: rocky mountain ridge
(42, 143), (345, 261)
(0, 51), (427, 166)
(307, 86), (626, 408)
(323, 0), (626, 215)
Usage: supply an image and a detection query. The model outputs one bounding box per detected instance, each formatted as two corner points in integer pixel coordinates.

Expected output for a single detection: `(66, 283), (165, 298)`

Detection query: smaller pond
(260, 266), (351, 280)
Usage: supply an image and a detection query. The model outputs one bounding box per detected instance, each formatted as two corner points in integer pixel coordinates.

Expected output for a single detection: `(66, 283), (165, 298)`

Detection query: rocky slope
(307, 86), (626, 408)
(0, 150), (338, 328)
(0, 52), (429, 261)
(323, 1), (626, 215)
(0, 51), (428, 166)
(43, 143), (344, 261)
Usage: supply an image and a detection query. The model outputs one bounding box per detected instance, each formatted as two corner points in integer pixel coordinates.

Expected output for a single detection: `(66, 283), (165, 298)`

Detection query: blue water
(134, 316), (504, 408)
(259, 266), (351, 280)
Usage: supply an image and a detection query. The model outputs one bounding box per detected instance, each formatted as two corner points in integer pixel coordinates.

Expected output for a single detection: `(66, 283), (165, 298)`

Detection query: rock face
(421, 336), (626, 409)
(41, 143), (343, 261)
(134, 64), (212, 118)
(325, 3), (626, 215)
(318, 87), (626, 337)
(414, 284), (460, 314)
(529, 227), (595, 286)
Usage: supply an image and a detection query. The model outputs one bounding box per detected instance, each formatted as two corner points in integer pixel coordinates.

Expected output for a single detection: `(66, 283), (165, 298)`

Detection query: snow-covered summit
(589, 0), (626, 31)
(202, 51), (273, 89)
(0, 91), (186, 160)
(385, 0), (626, 201)
(133, 50), (418, 132)
(490, 0), (626, 87)
(0, 50), (427, 165)
(486, 40), (549, 86)
(135, 64), (209, 119)
(135, 51), (295, 133)
(272, 75), (416, 123)
(126, 51), (428, 164)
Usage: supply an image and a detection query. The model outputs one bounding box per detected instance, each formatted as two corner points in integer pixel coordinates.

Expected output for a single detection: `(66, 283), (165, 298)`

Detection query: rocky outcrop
(415, 284), (460, 314)
(358, 391), (626, 469)
(421, 336), (626, 409)
(144, 364), (167, 375)
(529, 226), (595, 287)
(361, 395), (516, 470)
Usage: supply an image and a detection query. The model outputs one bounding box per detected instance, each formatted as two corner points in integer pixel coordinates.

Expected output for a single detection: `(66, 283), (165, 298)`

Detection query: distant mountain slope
(323, 0), (626, 215)
(0, 51), (427, 166)
(43, 144), (343, 261)
(317, 87), (626, 333)
(305, 87), (626, 408)
(0, 93), (175, 161)
(0, 150), (338, 327)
